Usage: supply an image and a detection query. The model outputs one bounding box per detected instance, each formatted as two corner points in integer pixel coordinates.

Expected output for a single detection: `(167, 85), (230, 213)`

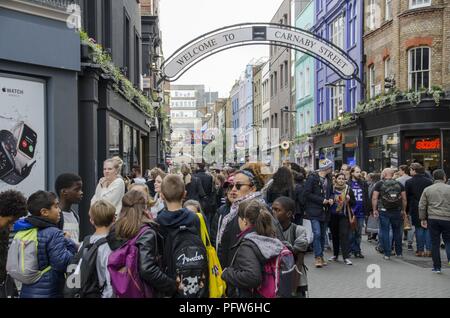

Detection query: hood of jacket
(13, 216), (57, 232)
(243, 232), (284, 261)
(156, 208), (197, 229)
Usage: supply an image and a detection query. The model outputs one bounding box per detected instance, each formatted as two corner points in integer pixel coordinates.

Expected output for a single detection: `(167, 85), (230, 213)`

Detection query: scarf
(216, 191), (263, 249)
(333, 184), (348, 214)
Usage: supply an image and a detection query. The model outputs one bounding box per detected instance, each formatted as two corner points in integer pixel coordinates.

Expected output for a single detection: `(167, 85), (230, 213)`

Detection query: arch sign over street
(161, 23), (360, 83)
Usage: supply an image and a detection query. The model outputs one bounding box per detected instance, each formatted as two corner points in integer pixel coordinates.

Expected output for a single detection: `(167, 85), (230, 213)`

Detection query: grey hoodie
(244, 232), (285, 261)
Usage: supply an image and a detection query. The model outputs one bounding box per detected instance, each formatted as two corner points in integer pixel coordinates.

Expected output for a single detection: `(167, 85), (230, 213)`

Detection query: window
(134, 30), (140, 86)
(369, 65), (375, 98)
(299, 71), (304, 99)
(270, 75), (274, 97)
(349, 80), (357, 111)
(274, 72), (278, 95)
(284, 61), (288, 87)
(283, 14), (288, 25)
(408, 47), (430, 91)
(86, 0), (96, 38)
(102, 0), (112, 52)
(349, 2), (357, 46)
(368, 0), (377, 30)
(123, 10), (130, 78)
(305, 67), (310, 96)
(318, 88), (324, 123)
(331, 81), (344, 119)
(123, 124), (132, 175)
(108, 116), (120, 158)
(330, 15), (344, 49)
(410, 0), (431, 9)
(385, 57), (392, 78)
(280, 64), (284, 88)
(385, 0), (393, 20)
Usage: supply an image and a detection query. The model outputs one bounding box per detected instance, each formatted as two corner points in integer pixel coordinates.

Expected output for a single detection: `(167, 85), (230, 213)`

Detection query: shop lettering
(415, 139), (440, 150)
(274, 31), (316, 49)
(176, 39), (218, 66)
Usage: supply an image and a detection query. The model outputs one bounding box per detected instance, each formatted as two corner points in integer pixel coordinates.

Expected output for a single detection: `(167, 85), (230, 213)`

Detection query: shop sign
(415, 138), (440, 151)
(333, 133), (343, 144)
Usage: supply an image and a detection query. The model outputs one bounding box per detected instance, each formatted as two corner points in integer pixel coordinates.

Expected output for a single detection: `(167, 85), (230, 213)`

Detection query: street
(306, 238), (450, 298)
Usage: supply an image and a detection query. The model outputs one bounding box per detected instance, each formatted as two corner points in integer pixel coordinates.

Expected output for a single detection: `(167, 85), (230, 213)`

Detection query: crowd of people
(0, 157), (449, 298)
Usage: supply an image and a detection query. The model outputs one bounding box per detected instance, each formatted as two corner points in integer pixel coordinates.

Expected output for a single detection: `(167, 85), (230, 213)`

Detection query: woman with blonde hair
(91, 156), (126, 217)
(149, 168), (167, 219)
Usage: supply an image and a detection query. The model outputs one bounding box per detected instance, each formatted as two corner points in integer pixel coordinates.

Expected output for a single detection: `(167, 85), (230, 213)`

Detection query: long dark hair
(270, 166), (294, 195)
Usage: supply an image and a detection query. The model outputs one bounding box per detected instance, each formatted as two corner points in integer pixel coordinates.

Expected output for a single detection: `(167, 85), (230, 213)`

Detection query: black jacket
(347, 179), (371, 216)
(304, 172), (333, 221)
(211, 203), (231, 249)
(405, 174), (433, 227)
(146, 179), (156, 198)
(294, 181), (306, 218)
(107, 224), (177, 297)
(221, 234), (265, 298)
(218, 208), (284, 269)
(185, 175), (206, 202)
(194, 170), (217, 215)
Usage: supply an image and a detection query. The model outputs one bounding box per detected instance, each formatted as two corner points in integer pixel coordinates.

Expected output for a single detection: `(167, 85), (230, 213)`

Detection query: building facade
(261, 61), (272, 166)
(269, 0), (292, 168)
(252, 62), (264, 162)
(294, 0), (315, 169)
(312, 0), (364, 170)
(361, 0), (450, 175)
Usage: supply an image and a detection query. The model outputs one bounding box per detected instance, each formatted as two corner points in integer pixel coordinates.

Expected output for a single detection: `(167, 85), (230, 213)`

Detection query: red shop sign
(415, 138), (440, 151)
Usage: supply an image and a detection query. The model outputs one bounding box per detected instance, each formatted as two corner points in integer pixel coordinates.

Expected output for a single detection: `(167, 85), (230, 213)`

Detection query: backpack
(379, 180), (403, 210)
(256, 245), (296, 298)
(164, 225), (208, 298)
(64, 235), (108, 298)
(6, 228), (51, 285)
(107, 226), (154, 298)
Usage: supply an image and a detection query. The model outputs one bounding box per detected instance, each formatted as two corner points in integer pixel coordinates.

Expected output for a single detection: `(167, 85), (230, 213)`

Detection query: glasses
(232, 183), (253, 190)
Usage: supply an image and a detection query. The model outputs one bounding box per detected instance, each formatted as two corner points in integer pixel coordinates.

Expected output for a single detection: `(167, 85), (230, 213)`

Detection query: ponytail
(238, 200), (275, 237)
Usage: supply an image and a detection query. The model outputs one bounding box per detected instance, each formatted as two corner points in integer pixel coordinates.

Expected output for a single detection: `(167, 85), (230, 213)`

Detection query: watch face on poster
(17, 124), (37, 160)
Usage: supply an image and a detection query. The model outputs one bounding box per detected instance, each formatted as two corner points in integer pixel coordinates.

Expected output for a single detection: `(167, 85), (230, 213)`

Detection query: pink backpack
(256, 246), (295, 298)
(107, 226), (154, 298)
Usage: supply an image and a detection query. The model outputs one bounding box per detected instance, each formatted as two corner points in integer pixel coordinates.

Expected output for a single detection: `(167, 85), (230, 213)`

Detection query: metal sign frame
(159, 22), (362, 85)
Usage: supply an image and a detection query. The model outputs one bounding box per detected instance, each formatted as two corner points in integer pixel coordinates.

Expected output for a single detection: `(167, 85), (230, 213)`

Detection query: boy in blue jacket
(13, 191), (77, 298)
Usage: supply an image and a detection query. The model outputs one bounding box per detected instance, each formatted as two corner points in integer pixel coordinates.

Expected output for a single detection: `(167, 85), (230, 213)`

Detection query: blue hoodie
(156, 208), (200, 233)
(12, 216), (77, 298)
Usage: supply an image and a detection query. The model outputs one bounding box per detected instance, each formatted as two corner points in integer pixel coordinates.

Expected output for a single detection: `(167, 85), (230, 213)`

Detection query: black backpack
(164, 225), (208, 298)
(64, 236), (108, 298)
(379, 180), (403, 210)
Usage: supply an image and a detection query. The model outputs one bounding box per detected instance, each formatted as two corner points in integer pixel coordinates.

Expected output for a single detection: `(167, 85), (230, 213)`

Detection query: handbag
(403, 214), (412, 231)
(197, 213), (227, 298)
(346, 202), (357, 231)
(366, 215), (379, 233)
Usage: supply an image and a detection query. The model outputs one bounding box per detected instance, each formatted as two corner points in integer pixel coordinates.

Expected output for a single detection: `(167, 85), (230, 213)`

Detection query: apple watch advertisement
(0, 74), (45, 196)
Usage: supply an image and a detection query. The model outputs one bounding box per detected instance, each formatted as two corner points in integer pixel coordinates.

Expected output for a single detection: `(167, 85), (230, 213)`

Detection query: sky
(160, 0), (285, 97)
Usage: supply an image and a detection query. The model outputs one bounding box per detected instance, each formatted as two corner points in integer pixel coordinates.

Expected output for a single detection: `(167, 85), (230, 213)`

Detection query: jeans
(415, 226), (432, 252)
(407, 224), (415, 245)
(330, 214), (350, 259)
(311, 219), (327, 258)
(379, 210), (403, 257)
(428, 219), (450, 270)
(350, 217), (365, 254)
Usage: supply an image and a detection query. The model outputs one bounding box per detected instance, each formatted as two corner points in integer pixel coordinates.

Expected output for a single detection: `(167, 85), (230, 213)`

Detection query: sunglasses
(231, 183), (253, 190)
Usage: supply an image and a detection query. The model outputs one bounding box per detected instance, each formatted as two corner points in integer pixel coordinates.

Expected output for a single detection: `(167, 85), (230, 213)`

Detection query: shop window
(133, 129), (139, 167)
(367, 133), (399, 172)
(123, 124), (132, 176)
(108, 116), (120, 158)
(404, 136), (441, 172)
(443, 130), (450, 177)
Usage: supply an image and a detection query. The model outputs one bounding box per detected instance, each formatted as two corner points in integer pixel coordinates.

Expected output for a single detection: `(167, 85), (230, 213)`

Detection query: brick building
(361, 0), (450, 174)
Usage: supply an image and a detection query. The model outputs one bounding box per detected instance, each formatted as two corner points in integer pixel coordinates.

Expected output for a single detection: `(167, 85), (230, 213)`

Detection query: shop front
(313, 125), (361, 171)
(361, 99), (450, 175)
(294, 140), (314, 169)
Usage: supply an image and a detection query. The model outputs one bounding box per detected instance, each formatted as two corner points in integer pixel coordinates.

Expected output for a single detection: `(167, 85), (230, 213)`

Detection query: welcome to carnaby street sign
(160, 23), (361, 84)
